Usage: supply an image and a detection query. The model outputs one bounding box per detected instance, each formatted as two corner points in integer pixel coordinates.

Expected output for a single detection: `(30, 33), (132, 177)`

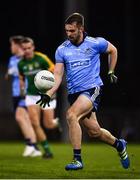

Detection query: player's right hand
(36, 93), (51, 108)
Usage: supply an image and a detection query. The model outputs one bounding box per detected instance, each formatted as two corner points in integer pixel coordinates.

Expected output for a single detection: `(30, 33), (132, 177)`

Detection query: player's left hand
(36, 93), (51, 108)
(108, 71), (118, 83)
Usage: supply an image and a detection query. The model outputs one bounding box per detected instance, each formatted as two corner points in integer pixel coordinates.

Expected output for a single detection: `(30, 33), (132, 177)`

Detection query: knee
(88, 127), (102, 138)
(15, 114), (23, 123)
(66, 109), (77, 125)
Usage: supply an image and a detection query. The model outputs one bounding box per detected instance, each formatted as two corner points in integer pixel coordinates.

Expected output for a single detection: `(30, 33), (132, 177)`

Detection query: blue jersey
(8, 55), (21, 96)
(55, 36), (108, 94)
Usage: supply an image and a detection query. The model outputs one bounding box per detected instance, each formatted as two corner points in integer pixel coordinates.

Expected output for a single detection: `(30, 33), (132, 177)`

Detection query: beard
(68, 33), (81, 45)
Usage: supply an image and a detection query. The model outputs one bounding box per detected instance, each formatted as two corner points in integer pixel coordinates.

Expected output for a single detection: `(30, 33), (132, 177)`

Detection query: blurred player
(5, 35), (41, 157)
(18, 37), (59, 158)
(37, 13), (130, 169)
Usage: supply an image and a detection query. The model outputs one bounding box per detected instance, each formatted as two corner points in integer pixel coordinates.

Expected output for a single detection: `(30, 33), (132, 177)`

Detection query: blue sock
(113, 139), (124, 152)
(25, 138), (39, 150)
(73, 149), (82, 162)
(25, 138), (32, 146)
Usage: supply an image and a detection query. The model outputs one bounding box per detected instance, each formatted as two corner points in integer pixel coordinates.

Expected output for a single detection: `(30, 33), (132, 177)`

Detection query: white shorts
(25, 95), (56, 110)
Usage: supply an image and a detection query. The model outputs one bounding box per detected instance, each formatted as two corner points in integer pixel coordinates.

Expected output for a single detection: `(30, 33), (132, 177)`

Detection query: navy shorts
(12, 96), (26, 112)
(68, 86), (102, 112)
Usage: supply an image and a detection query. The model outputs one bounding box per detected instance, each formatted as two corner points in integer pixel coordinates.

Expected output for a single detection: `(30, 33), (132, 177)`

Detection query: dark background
(0, 0), (140, 141)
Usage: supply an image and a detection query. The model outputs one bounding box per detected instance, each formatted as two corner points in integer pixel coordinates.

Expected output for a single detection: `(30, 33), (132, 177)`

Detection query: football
(34, 70), (55, 92)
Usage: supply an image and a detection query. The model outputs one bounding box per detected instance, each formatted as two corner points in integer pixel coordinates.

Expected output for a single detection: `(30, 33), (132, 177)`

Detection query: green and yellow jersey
(18, 52), (54, 95)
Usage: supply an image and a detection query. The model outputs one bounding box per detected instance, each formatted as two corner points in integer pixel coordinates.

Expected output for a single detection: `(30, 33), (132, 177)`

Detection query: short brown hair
(65, 12), (84, 26)
(9, 35), (24, 44)
(21, 37), (34, 45)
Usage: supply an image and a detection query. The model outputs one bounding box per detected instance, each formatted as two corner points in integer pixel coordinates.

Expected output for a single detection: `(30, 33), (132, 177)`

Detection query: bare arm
(36, 63), (64, 108)
(47, 63), (64, 97)
(106, 42), (118, 73)
(19, 73), (26, 96)
(5, 71), (9, 80)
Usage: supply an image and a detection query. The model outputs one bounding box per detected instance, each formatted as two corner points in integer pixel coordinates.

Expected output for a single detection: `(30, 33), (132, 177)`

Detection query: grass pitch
(0, 141), (139, 179)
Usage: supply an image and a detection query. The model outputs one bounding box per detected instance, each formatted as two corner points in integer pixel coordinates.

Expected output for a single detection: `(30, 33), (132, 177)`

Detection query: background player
(18, 37), (59, 158)
(5, 35), (41, 157)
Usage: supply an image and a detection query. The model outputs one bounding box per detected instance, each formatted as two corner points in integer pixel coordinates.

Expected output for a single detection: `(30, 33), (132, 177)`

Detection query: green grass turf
(0, 141), (139, 179)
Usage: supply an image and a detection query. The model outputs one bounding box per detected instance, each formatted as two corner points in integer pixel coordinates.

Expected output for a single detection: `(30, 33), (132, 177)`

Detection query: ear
(33, 45), (35, 51)
(80, 26), (84, 32)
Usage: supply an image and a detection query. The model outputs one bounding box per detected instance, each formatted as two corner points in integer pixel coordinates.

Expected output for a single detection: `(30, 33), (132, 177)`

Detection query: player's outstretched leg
(117, 139), (130, 169)
(65, 159), (83, 170)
